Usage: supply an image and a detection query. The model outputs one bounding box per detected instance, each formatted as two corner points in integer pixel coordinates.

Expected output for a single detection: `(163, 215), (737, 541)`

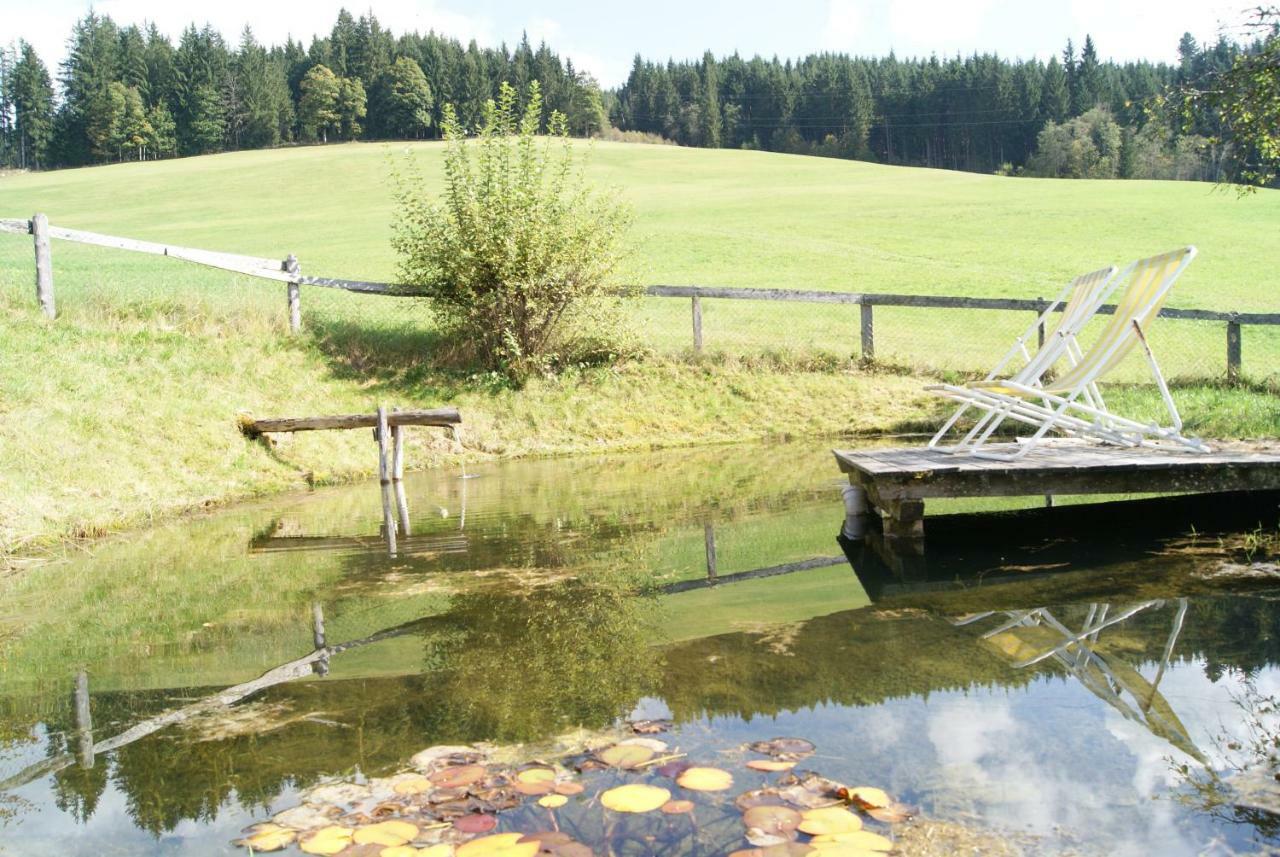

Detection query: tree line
(0, 9), (1273, 184)
(611, 32), (1272, 181)
(0, 9), (608, 170)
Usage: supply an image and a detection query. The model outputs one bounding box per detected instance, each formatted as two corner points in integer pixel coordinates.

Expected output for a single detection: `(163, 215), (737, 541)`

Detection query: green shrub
(392, 80), (634, 384)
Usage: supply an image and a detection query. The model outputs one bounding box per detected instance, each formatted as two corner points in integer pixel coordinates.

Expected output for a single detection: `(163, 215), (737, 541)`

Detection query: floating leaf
(453, 814), (498, 834)
(378, 847), (419, 857)
(353, 821), (419, 847)
(538, 794), (568, 808)
(516, 767), (556, 785)
(554, 782), (584, 796)
(748, 738), (815, 761)
(656, 760), (692, 778)
(519, 832), (571, 847)
(808, 830), (893, 852)
(299, 826), (354, 855)
(393, 776), (434, 796)
(743, 805), (802, 836)
(747, 831), (792, 848)
(417, 846), (456, 857)
(843, 787), (890, 811)
(618, 737), (668, 753)
(456, 833), (540, 857)
(600, 784), (672, 813)
(677, 767), (734, 792)
(736, 789), (789, 811)
(598, 744), (655, 769)
(235, 826), (296, 852)
(866, 803), (916, 824)
(661, 800), (695, 814)
(747, 760), (797, 773)
(431, 765), (487, 789)
(797, 807), (863, 836)
(514, 779), (554, 796)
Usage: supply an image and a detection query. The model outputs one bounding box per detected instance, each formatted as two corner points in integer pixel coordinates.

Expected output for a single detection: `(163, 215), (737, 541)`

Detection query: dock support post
(882, 498), (924, 542)
(1227, 318), (1242, 382)
(32, 213), (55, 319)
(284, 254), (300, 334)
(395, 481), (411, 536)
(74, 670), (93, 769)
(860, 304), (874, 361)
(391, 406), (405, 481)
(841, 483), (871, 540)
(691, 296), (703, 353)
(704, 523), (717, 579)
(376, 405), (391, 485)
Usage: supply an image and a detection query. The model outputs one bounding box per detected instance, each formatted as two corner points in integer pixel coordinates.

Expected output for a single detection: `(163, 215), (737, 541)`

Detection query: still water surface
(2, 441), (1280, 855)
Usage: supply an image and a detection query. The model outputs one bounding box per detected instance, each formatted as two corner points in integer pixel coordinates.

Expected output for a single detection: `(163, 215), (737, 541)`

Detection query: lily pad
(797, 807), (863, 836)
(352, 820), (418, 846)
(748, 738), (816, 762)
(456, 833), (541, 857)
(661, 799), (695, 814)
(866, 803), (916, 824)
(747, 760), (797, 773)
(235, 825), (296, 852)
(538, 794), (568, 808)
(392, 776), (434, 796)
(298, 825), (354, 855)
(677, 767), (734, 792)
(656, 760), (692, 778)
(843, 786), (890, 811)
(430, 765), (487, 789)
(617, 737), (669, 753)
(453, 814), (499, 834)
(808, 830), (893, 852)
(600, 784), (672, 813)
(743, 805), (802, 836)
(553, 782), (584, 796)
(516, 767), (556, 785)
(735, 789), (790, 811)
(598, 744), (655, 769)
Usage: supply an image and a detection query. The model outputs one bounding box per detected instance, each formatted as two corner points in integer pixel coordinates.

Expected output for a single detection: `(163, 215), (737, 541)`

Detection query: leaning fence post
(1227, 317), (1242, 382)
(284, 254), (301, 333)
(860, 302), (874, 361)
(1036, 297), (1046, 350)
(691, 295), (703, 353)
(32, 213), (55, 319)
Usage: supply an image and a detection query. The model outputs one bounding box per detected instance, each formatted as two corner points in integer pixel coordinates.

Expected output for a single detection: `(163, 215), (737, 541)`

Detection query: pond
(3, 440), (1280, 856)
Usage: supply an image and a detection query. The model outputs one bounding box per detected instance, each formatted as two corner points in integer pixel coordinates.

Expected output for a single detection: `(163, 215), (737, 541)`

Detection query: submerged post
(32, 213), (54, 319)
(860, 303), (874, 361)
(391, 406), (405, 481)
(1227, 318), (1242, 382)
(284, 254), (301, 333)
(376, 405), (391, 486)
(691, 296), (704, 353)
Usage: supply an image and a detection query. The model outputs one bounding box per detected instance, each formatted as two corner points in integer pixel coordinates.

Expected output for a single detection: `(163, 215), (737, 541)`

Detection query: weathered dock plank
(834, 440), (1280, 543)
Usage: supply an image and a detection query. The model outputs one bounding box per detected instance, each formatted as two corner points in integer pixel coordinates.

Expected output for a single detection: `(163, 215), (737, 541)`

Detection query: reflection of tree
(417, 578), (662, 744)
(1176, 679), (1280, 846)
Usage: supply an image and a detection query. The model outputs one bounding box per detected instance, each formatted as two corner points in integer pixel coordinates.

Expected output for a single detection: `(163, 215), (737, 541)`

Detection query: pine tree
(699, 51), (721, 147)
(1041, 55), (1070, 122)
(1076, 35), (1104, 111)
(10, 42), (55, 168)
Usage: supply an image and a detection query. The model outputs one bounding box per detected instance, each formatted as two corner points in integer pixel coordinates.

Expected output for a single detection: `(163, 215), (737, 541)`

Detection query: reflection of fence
(7, 214), (1276, 382)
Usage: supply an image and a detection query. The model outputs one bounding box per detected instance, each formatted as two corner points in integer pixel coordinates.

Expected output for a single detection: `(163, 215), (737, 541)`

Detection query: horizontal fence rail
(3, 214), (1274, 381)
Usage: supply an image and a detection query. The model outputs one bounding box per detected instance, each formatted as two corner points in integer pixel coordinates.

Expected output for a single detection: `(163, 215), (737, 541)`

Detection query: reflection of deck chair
(954, 599), (1203, 762)
(927, 247), (1207, 461)
(928, 264), (1119, 453)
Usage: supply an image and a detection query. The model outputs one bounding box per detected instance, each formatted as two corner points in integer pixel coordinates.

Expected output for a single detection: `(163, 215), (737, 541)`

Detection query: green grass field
(1, 141), (1278, 559)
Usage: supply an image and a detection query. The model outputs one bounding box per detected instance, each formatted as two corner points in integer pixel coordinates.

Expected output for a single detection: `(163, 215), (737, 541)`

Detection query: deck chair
(928, 264), (1120, 452)
(926, 247), (1206, 460)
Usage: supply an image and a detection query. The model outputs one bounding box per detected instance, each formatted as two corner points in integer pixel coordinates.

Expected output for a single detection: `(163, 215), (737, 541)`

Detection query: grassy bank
(1, 142), (1277, 562)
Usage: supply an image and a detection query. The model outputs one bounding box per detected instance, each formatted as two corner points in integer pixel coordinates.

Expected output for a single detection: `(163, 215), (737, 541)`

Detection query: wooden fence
(4, 214), (1276, 380)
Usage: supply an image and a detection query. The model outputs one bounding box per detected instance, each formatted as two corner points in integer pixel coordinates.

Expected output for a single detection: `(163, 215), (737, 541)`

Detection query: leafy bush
(393, 80), (634, 384)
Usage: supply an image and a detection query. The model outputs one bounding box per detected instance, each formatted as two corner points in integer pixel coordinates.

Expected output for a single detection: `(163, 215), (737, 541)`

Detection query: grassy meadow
(1, 141), (1279, 559)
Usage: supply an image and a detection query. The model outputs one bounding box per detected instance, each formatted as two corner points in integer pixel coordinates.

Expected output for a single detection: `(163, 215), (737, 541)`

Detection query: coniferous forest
(0, 8), (1273, 183)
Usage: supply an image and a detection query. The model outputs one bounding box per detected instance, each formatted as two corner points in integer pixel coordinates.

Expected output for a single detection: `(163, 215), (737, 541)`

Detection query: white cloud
(821, 0), (862, 51)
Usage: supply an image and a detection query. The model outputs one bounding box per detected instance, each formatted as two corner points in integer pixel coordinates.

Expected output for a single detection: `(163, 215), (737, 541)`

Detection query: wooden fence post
(32, 213), (55, 319)
(376, 405), (391, 485)
(860, 303), (874, 361)
(391, 405), (405, 481)
(703, 523), (717, 580)
(1036, 298), (1046, 350)
(74, 670), (93, 769)
(284, 254), (301, 333)
(691, 296), (703, 353)
(1227, 318), (1242, 382)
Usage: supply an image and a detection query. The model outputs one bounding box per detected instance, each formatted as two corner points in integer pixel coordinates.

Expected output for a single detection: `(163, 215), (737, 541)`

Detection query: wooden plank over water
(834, 440), (1280, 502)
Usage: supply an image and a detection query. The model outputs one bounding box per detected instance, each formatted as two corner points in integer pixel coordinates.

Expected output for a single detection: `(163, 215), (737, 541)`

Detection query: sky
(2, 0), (1258, 87)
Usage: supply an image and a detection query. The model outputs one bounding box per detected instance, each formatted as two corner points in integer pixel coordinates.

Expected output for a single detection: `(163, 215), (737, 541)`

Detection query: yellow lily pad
(237, 826), (296, 851)
(516, 767), (556, 785)
(538, 794), (568, 808)
(393, 776), (434, 795)
(746, 760), (797, 773)
(409, 846), (456, 857)
(600, 783), (672, 813)
(354, 820), (419, 846)
(798, 807), (863, 836)
(809, 830), (892, 852)
(299, 825), (354, 855)
(455, 833), (540, 857)
(677, 767), (734, 792)
(599, 744), (655, 769)
(845, 787), (890, 810)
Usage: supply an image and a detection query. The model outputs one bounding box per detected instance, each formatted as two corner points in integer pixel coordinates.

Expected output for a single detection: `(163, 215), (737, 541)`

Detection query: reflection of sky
(2, 661), (1275, 855)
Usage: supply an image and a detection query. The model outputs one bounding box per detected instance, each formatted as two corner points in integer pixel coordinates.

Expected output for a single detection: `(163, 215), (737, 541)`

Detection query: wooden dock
(834, 440), (1280, 542)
